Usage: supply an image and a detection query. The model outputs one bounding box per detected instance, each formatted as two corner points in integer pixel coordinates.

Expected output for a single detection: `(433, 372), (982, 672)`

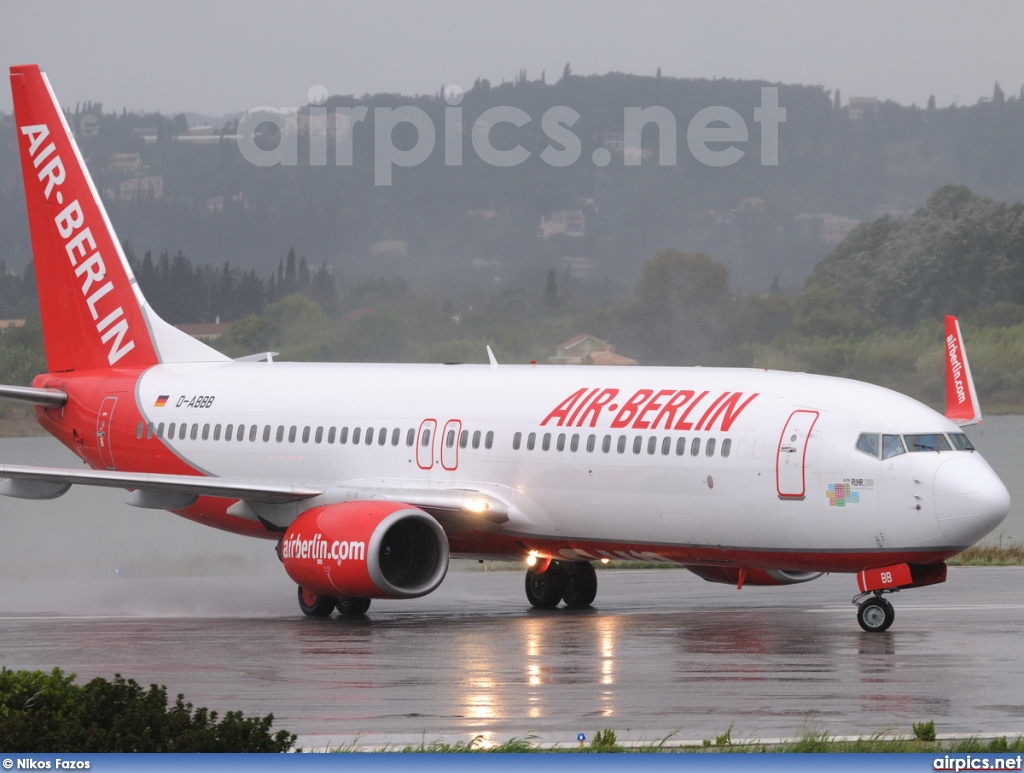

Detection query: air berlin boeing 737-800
(2, 64), (1011, 632)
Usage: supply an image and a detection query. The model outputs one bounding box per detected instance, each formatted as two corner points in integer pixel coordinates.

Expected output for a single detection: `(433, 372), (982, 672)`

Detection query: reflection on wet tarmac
(1, 568), (1023, 748)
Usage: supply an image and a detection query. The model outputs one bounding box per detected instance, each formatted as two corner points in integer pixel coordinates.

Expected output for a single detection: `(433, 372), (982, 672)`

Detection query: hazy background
(1, 0), (1022, 116)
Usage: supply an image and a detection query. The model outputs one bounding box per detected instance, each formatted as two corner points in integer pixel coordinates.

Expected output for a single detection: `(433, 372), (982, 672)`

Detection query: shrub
(0, 668), (295, 752)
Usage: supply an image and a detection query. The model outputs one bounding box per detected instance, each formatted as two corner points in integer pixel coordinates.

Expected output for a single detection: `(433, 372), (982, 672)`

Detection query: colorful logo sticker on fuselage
(826, 482), (860, 507)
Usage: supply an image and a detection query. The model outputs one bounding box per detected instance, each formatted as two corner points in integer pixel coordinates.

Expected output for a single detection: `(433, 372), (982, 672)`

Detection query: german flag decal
(154, 395), (169, 408)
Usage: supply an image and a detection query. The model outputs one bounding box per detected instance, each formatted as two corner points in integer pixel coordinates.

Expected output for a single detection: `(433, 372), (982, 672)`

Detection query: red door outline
(440, 419), (462, 471)
(776, 410), (818, 499)
(416, 419), (437, 470)
(96, 396), (117, 470)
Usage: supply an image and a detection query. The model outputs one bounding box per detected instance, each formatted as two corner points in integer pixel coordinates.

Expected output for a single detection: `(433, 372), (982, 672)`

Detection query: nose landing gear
(855, 593), (896, 632)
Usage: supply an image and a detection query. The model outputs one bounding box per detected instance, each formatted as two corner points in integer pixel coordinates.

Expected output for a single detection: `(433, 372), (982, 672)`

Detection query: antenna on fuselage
(487, 346), (499, 370)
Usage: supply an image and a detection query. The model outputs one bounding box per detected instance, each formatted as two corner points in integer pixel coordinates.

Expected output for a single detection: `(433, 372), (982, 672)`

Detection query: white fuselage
(128, 361), (1008, 564)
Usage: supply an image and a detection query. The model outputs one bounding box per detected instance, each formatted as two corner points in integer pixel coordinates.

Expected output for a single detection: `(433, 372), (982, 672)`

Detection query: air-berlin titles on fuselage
(19, 123), (135, 365)
(541, 388), (758, 431)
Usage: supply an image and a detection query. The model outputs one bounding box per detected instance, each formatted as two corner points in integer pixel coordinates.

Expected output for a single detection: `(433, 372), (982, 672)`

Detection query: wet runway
(1, 566), (1023, 749)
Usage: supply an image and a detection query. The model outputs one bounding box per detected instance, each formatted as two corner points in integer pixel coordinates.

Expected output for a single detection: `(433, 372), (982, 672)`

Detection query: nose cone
(933, 455), (1011, 546)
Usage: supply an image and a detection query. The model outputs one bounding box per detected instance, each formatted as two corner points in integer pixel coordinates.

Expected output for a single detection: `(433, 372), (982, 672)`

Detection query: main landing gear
(525, 560), (598, 609)
(297, 586), (371, 618)
(854, 591), (896, 633)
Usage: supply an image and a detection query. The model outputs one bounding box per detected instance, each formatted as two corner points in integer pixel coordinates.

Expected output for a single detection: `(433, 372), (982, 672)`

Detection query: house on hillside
(539, 210), (585, 239)
(176, 322), (227, 341)
(549, 334), (637, 366)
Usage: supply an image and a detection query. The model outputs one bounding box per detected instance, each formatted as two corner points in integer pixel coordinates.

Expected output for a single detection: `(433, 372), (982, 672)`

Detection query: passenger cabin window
(365, 427), (374, 446)
(471, 430), (481, 449)
(632, 436), (642, 454)
(513, 432), (522, 450)
(661, 437), (671, 456)
(527, 432), (536, 451)
(460, 430), (469, 449)
(192, 424), (200, 441)
(340, 427), (349, 444)
(378, 428), (387, 446)
(690, 437), (700, 456)
(570, 434), (579, 452)
(249, 425), (258, 442)
(950, 433), (975, 451)
(616, 435), (626, 454)
(721, 438), (732, 458)
(352, 427), (361, 444)
(485, 431), (494, 449)
(288, 426), (296, 443)
(542, 433), (551, 451)
(906, 433), (952, 452)
(556, 433), (566, 452)
(586, 434), (596, 453)
(315, 427), (323, 444)
(676, 437), (686, 456)
(406, 428), (415, 447)
(392, 428), (401, 446)
(706, 438), (716, 457)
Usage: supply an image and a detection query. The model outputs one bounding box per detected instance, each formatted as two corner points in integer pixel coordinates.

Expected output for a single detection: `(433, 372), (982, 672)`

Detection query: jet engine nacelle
(279, 501), (449, 599)
(685, 565), (823, 586)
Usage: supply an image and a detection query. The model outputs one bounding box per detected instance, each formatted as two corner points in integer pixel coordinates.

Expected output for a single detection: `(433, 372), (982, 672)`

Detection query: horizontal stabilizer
(0, 385), (67, 408)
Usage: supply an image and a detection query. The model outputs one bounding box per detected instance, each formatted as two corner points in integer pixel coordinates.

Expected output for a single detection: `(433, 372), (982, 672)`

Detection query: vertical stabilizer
(10, 64), (227, 372)
(944, 315), (982, 426)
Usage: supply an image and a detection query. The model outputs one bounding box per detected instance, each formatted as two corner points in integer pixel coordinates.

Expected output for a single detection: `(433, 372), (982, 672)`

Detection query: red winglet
(944, 315), (982, 426)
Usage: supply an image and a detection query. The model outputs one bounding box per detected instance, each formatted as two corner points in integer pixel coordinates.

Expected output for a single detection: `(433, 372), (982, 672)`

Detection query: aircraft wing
(0, 385), (67, 408)
(0, 463), (321, 505)
(0, 464), (510, 527)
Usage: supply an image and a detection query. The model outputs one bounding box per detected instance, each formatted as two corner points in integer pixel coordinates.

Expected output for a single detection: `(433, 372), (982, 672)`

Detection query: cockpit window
(856, 433), (880, 458)
(905, 433), (952, 452)
(882, 434), (905, 459)
(949, 433), (975, 451)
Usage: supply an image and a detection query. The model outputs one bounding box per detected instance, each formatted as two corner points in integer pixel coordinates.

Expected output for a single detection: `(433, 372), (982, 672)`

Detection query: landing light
(600, 558), (610, 565)
(526, 552), (539, 567)
(464, 498), (490, 513)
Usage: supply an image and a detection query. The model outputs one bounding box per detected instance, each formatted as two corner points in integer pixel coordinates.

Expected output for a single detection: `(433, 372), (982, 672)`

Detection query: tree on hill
(805, 185), (1024, 328)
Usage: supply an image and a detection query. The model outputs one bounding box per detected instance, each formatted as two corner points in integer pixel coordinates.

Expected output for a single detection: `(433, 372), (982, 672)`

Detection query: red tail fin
(10, 65), (227, 372)
(944, 315), (982, 426)
(11, 64), (159, 372)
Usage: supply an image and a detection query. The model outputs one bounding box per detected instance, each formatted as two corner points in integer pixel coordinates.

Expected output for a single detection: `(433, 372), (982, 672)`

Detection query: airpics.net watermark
(237, 85), (786, 186)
